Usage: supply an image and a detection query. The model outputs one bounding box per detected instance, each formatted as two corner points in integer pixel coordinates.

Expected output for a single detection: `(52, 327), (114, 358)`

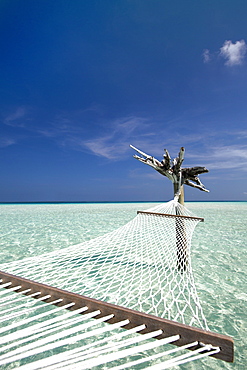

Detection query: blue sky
(1, 0), (247, 202)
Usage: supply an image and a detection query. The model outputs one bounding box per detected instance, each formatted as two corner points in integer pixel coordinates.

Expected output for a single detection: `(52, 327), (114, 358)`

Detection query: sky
(1, 0), (247, 202)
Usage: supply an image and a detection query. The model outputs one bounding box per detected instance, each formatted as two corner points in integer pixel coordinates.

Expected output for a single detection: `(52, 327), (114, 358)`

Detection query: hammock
(0, 199), (233, 368)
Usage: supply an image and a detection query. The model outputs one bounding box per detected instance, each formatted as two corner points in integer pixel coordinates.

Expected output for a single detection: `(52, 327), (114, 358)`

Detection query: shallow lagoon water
(0, 201), (246, 369)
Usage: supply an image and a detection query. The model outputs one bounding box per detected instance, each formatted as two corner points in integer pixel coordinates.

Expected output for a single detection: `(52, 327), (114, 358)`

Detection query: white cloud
(203, 40), (247, 66)
(220, 40), (247, 66)
(202, 49), (211, 63)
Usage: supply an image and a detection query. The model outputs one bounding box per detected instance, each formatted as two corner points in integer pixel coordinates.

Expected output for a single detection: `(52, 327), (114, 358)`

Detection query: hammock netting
(0, 199), (208, 331)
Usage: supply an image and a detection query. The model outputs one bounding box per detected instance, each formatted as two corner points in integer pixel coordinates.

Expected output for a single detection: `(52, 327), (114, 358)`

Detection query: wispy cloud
(84, 138), (127, 159)
(37, 106), (105, 139)
(82, 116), (150, 159)
(0, 138), (16, 148)
(203, 40), (247, 66)
(220, 40), (247, 66)
(237, 130), (247, 138)
(38, 115), (76, 138)
(72, 113), (247, 172)
(80, 116), (210, 161)
(5, 103), (245, 178)
(190, 144), (247, 171)
(3, 106), (29, 127)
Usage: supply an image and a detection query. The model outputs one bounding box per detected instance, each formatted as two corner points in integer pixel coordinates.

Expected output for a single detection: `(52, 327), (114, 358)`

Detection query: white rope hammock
(0, 199), (233, 368)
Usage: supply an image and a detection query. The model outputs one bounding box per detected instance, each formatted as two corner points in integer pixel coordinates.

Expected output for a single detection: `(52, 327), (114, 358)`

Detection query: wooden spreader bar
(0, 270), (233, 363)
(137, 210), (204, 222)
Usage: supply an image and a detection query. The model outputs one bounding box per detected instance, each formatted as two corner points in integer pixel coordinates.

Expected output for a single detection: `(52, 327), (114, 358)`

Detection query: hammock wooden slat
(0, 270), (234, 364)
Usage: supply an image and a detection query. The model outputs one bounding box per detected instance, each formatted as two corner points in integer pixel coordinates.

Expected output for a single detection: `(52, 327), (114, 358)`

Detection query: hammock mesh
(0, 200), (208, 331)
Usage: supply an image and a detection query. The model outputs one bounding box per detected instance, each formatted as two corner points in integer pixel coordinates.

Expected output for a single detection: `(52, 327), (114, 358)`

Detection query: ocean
(0, 201), (246, 369)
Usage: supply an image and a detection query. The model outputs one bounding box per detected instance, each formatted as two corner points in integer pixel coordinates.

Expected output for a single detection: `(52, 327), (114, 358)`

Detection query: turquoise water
(0, 201), (246, 369)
